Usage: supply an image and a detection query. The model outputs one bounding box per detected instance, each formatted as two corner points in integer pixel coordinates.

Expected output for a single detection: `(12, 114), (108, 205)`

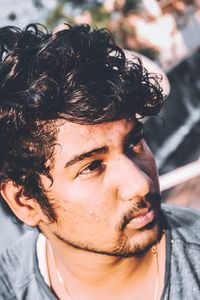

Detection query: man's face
(41, 119), (163, 257)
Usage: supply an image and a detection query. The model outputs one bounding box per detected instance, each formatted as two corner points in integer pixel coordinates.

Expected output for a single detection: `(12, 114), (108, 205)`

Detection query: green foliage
(90, 3), (111, 27)
(46, 1), (74, 28)
(123, 0), (142, 14)
(43, 0), (159, 59)
(45, 0), (142, 28)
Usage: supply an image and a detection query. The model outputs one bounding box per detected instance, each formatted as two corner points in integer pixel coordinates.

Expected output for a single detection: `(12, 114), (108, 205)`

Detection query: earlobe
(1, 181), (42, 227)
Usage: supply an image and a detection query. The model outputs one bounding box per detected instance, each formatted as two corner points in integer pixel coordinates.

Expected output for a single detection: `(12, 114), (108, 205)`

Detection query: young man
(0, 23), (200, 300)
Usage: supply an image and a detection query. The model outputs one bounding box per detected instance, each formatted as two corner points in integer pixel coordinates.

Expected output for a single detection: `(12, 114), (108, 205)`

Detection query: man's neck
(44, 233), (166, 300)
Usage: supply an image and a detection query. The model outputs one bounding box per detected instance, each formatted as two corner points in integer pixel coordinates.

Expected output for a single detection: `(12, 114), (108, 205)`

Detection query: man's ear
(1, 181), (43, 226)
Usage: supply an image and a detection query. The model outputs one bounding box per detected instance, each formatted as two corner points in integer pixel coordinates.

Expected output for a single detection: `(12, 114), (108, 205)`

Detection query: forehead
(55, 119), (136, 154)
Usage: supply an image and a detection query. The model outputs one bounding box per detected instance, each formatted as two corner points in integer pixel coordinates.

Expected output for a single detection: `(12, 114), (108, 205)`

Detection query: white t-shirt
(36, 233), (50, 286)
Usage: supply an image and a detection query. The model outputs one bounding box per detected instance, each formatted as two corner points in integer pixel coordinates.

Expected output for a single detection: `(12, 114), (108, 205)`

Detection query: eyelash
(79, 160), (105, 176)
(127, 139), (143, 153)
(126, 134), (144, 154)
(78, 134), (145, 177)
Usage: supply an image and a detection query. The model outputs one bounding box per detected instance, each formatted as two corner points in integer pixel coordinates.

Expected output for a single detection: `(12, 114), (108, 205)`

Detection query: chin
(133, 225), (163, 257)
(114, 211), (165, 258)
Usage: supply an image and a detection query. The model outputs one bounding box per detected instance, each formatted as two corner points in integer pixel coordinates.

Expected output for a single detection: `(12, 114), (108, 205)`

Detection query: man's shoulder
(0, 229), (38, 299)
(0, 228), (38, 267)
(162, 203), (200, 246)
(161, 204), (200, 297)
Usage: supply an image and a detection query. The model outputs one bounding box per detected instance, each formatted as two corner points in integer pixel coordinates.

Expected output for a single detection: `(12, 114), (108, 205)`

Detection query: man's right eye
(79, 160), (105, 176)
(126, 139), (144, 155)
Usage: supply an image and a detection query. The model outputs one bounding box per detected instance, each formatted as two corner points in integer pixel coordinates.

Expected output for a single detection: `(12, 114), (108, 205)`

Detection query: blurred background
(0, 0), (200, 251)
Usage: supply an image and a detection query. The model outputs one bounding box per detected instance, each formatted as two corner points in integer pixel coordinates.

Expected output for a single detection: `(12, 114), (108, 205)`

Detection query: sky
(0, 0), (57, 27)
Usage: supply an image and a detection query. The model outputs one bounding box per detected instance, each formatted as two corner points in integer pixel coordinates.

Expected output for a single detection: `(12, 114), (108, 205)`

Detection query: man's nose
(114, 156), (152, 202)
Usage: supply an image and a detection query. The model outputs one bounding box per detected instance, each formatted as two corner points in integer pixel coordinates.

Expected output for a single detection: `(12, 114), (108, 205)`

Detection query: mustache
(120, 192), (161, 231)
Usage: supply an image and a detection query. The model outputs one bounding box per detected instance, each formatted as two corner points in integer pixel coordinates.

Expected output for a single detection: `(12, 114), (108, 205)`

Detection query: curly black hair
(0, 23), (165, 222)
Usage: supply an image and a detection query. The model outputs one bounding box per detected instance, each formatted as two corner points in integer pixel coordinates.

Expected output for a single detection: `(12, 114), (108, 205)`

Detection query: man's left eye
(79, 160), (104, 176)
(127, 138), (144, 154)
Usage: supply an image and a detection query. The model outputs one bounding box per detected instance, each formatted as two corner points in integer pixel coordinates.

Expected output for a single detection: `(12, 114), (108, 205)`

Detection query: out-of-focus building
(131, 0), (200, 69)
(160, 160), (200, 210)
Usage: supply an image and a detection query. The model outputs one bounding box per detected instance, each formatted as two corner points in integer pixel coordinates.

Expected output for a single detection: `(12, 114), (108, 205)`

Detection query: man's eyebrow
(64, 122), (143, 168)
(65, 146), (109, 168)
(123, 122), (144, 146)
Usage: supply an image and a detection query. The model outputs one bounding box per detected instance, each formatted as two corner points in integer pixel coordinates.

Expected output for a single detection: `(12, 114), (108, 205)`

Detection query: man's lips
(122, 207), (156, 230)
(126, 209), (155, 229)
